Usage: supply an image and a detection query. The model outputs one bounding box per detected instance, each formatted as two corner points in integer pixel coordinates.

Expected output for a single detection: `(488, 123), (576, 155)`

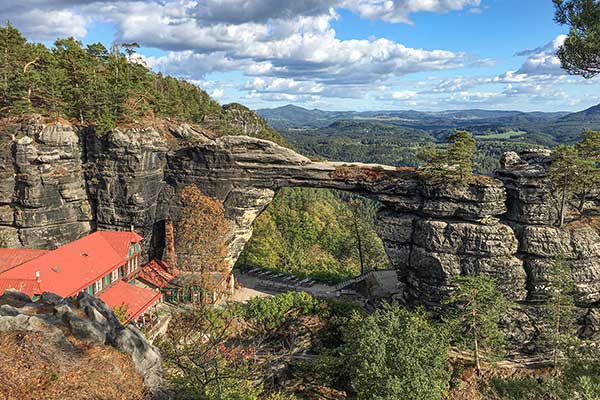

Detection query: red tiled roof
(0, 279), (41, 298)
(99, 281), (161, 323)
(136, 259), (177, 289)
(0, 231), (143, 298)
(0, 249), (49, 273)
(98, 231), (143, 257)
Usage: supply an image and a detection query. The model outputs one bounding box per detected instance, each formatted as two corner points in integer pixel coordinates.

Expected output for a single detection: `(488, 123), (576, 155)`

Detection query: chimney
(35, 271), (41, 283)
(162, 219), (176, 272)
(130, 225), (134, 232)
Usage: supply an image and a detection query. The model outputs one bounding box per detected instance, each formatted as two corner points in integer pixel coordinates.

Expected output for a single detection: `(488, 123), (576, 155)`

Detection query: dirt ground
(0, 330), (146, 400)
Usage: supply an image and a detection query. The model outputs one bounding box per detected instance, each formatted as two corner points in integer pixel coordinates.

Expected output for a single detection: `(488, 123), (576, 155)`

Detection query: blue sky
(2, 0), (599, 112)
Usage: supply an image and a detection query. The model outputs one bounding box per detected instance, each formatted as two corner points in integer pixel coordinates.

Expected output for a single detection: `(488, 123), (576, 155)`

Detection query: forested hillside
(237, 188), (389, 283)
(259, 104), (600, 173)
(0, 24), (282, 143)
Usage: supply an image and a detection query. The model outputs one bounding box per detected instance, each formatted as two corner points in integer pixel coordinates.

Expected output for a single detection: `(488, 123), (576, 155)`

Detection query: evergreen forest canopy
(0, 23), (282, 142)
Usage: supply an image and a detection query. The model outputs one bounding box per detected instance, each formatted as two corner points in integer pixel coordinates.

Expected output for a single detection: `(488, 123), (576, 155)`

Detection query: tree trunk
(351, 206), (365, 274)
(577, 189), (588, 214)
(474, 337), (481, 374)
(558, 180), (567, 227)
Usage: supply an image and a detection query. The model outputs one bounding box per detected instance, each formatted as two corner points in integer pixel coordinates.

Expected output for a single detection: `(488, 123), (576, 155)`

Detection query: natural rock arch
(3, 121), (600, 342)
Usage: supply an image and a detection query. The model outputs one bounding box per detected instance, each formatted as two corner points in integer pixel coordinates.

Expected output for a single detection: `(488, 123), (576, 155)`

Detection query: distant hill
(255, 103), (600, 174)
(257, 104), (600, 144)
(559, 103), (600, 123)
(257, 105), (357, 129)
(257, 104), (572, 131)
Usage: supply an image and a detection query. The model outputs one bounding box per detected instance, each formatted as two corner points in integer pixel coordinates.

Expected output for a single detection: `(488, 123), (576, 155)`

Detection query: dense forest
(277, 120), (542, 174)
(159, 280), (600, 400)
(237, 188), (389, 283)
(0, 23), (282, 143)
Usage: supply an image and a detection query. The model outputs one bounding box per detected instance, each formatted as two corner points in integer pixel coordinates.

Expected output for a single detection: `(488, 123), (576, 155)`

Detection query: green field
(474, 130), (526, 140)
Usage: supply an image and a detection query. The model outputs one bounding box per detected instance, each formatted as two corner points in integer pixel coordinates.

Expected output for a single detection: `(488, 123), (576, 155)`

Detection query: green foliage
(157, 306), (262, 400)
(489, 347), (600, 400)
(233, 291), (321, 336)
(237, 188), (390, 283)
(444, 275), (510, 372)
(554, 0), (600, 78)
(417, 145), (447, 178)
(548, 143), (600, 225)
(418, 130), (476, 185)
(447, 130), (477, 184)
(537, 255), (578, 373)
(577, 128), (600, 160)
(343, 303), (451, 400)
(0, 24), (284, 143)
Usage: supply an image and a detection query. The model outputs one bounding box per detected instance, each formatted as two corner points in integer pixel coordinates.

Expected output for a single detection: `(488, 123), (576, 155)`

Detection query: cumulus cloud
(516, 35), (567, 76)
(340, 0), (481, 24)
(0, 0), (138, 40)
(193, 0), (336, 24)
(1, 7), (89, 39)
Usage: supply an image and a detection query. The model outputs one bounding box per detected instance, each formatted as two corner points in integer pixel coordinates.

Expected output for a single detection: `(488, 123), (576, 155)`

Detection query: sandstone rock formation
(0, 288), (165, 398)
(2, 117), (600, 344)
(0, 117), (92, 248)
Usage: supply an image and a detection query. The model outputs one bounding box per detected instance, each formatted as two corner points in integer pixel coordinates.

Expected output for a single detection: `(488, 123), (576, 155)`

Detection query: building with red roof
(99, 281), (162, 323)
(0, 278), (41, 298)
(0, 249), (50, 273)
(0, 230), (144, 298)
(136, 259), (178, 291)
(0, 230), (165, 325)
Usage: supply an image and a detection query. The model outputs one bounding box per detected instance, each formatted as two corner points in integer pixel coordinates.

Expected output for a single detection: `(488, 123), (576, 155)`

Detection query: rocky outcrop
(160, 135), (521, 305)
(495, 151), (600, 306)
(0, 288), (165, 398)
(85, 126), (169, 254)
(0, 117), (92, 248)
(3, 118), (600, 343)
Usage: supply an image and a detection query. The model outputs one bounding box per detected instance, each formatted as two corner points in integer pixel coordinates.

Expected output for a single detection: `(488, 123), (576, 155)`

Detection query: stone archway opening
(234, 186), (392, 286)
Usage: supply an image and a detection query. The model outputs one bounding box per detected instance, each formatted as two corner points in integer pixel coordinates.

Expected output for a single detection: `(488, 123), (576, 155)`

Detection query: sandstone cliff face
(0, 118), (92, 248)
(2, 118), (600, 342)
(495, 151), (600, 305)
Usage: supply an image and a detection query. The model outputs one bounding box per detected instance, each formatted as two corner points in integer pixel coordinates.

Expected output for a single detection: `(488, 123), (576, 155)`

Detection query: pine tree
(538, 255), (577, 375)
(548, 145), (586, 226)
(444, 275), (510, 373)
(447, 130), (476, 186)
(554, 0), (600, 78)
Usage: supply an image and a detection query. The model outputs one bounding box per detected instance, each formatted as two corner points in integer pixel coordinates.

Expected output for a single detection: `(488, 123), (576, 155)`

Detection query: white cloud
(193, 0), (336, 24)
(448, 91), (501, 103)
(516, 35), (567, 76)
(340, 0), (481, 24)
(211, 88), (225, 98)
(2, 8), (89, 39)
(391, 90), (418, 100)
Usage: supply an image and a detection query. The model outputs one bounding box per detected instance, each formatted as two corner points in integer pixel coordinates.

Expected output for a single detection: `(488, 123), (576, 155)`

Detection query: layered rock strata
(0, 117), (92, 248)
(2, 118), (600, 340)
(495, 150), (600, 304)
